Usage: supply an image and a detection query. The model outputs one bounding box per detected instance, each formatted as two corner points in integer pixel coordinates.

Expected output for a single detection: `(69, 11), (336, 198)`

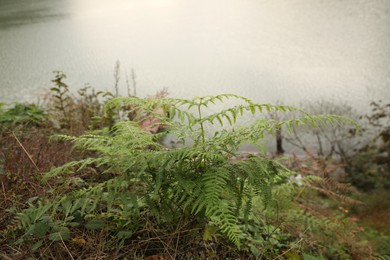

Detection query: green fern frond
(42, 157), (107, 181)
(201, 168), (230, 215)
(210, 203), (244, 248)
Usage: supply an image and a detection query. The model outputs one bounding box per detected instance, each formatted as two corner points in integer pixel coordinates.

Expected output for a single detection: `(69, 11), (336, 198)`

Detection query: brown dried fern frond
(291, 152), (362, 205)
(308, 182), (363, 206)
(292, 150), (345, 178)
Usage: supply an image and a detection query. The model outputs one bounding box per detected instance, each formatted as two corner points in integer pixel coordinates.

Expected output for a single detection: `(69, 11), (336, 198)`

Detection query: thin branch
(60, 233), (75, 260)
(113, 60), (120, 97)
(125, 71), (131, 97)
(1, 181), (6, 201)
(11, 131), (40, 171)
(0, 253), (13, 260)
(131, 68), (137, 97)
(272, 238), (304, 260)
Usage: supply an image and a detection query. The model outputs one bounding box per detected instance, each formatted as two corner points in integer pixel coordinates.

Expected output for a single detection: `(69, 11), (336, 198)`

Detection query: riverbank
(1, 85), (389, 259)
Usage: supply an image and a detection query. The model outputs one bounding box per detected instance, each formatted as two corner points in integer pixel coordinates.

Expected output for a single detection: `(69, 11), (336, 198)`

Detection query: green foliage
(363, 229), (390, 257)
(0, 103), (47, 130)
(346, 101), (390, 191)
(10, 94), (357, 256)
(48, 71), (114, 133)
(50, 71), (73, 128)
(255, 176), (375, 259)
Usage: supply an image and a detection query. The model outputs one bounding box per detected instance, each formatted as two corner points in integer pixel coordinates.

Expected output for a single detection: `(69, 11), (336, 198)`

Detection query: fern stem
(197, 103), (206, 149)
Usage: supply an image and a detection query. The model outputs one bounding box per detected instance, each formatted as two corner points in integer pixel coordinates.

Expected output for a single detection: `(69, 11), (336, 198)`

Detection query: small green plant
(0, 103), (47, 131)
(10, 94), (357, 257)
(47, 71), (114, 133)
(49, 71), (74, 128)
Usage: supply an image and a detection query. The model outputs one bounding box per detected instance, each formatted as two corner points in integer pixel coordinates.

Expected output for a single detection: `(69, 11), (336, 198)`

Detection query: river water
(1, 0), (389, 110)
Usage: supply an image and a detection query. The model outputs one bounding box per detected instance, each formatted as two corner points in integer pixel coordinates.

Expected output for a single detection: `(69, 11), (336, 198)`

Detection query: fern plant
(11, 94), (357, 254)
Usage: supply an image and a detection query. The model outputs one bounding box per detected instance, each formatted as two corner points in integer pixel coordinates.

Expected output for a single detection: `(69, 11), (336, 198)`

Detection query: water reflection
(0, 0), (68, 29)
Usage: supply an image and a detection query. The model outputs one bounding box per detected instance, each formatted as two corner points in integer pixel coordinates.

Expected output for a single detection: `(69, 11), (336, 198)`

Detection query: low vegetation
(0, 73), (389, 259)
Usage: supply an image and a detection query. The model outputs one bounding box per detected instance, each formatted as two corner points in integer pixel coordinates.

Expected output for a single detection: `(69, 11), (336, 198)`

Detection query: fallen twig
(11, 131), (40, 172)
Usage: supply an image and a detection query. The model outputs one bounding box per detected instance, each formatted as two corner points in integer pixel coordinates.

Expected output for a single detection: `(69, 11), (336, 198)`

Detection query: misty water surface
(0, 0), (389, 111)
